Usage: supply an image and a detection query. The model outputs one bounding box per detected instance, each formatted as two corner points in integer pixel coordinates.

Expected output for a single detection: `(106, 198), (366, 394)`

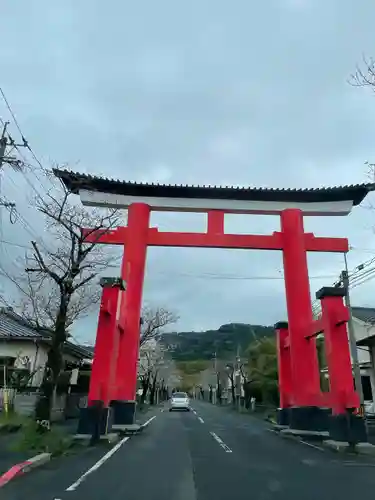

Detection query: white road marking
(192, 409), (197, 415)
(299, 440), (324, 451)
(210, 432), (232, 453)
(266, 427), (325, 451)
(333, 461), (375, 467)
(141, 415), (156, 428)
(65, 415), (157, 492)
(66, 436), (130, 491)
(198, 417), (204, 424)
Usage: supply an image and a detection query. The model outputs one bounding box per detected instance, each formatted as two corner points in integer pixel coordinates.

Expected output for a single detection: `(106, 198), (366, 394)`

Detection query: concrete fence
(0, 390), (88, 421)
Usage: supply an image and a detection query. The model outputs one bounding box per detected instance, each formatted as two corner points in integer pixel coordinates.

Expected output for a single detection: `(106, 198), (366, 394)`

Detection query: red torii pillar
(281, 209), (321, 403)
(315, 287), (367, 442)
(77, 277), (125, 436)
(110, 203), (150, 425)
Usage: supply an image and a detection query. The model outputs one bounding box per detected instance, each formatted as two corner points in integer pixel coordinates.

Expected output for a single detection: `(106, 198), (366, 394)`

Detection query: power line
(0, 239), (31, 250)
(0, 88), (24, 139)
(0, 88), (55, 206)
(153, 270), (337, 281)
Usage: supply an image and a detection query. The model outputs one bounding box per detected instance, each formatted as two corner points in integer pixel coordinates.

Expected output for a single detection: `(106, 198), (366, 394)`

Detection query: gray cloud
(1, 1), (375, 343)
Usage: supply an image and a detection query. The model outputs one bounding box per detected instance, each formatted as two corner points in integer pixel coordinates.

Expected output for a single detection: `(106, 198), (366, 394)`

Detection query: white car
(169, 392), (190, 411)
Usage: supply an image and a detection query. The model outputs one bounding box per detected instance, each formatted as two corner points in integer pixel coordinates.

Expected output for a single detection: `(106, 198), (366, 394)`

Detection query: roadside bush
(11, 421), (73, 457)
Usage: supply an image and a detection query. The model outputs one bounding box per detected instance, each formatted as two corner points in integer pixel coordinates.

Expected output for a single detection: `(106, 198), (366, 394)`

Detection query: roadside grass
(0, 411), (77, 457)
(0, 411), (29, 432)
(10, 420), (74, 457)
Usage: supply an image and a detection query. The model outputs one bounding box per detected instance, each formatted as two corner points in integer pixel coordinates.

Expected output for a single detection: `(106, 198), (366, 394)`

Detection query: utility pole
(0, 122), (27, 221)
(212, 352), (217, 405)
(0, 121), (26, 171)
(235, 344), (241, 412)
(340, 253), (365, 416)
(0, 122), (8, 168)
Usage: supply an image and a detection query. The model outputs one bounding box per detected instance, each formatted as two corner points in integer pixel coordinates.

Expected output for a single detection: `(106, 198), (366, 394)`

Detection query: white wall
(0, 339), (48, 386)
(351, 317), (372, 365)
(0, 340), (85, 387)
(352, 318), (375, 401)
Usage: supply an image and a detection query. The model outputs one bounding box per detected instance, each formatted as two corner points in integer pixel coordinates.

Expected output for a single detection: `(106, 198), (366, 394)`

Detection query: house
(0, 307), (93, 390)
(351, 306), (375, 404)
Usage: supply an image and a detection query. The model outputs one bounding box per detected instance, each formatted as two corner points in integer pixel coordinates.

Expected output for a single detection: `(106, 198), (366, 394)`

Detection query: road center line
(65, 415), (157, 492)
(210, 431), (232, 453)
(198, 417), (204, 424)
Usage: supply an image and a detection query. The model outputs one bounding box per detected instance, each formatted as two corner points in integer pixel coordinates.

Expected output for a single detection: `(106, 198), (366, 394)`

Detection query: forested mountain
(160, 323), (274, 361)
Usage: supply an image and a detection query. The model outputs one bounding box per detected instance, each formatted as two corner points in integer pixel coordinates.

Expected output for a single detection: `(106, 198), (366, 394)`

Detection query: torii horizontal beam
(82, 225), (348, 252)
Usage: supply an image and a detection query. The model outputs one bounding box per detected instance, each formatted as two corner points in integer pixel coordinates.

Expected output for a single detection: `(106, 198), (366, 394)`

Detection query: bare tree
(224, 363), (236, 406)
(138, 341), (170, 406)
(16, 176), (120, 427)
(349, 55), (375, 91)
(140, 306), (178, 347)
(198, 367), (216, 402)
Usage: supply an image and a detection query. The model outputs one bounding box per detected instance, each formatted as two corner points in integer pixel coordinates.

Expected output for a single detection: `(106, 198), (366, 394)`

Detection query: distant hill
(160, 323), (274, 361)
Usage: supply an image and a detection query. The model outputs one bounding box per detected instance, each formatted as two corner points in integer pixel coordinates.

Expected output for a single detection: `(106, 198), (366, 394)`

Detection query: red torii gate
(81, 205), (349, 429)
(53, 169), (372, 438)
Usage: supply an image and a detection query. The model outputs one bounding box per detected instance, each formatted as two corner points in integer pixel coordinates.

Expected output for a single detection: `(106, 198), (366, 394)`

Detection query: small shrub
(11, 421), (73, 457)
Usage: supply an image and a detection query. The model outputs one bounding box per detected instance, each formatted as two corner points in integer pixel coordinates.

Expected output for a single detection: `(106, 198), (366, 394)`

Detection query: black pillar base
(277, 408), (290, 426)
(289, 406), (331, 432)
(77, 403), (113, 436)
(110, 400), (136, 425)
(329, 413), (368, 444)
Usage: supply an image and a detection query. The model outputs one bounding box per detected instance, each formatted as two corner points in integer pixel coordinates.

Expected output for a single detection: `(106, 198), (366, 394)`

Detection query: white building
(351, 307), (375, 404)
(0, 307), (93, 389)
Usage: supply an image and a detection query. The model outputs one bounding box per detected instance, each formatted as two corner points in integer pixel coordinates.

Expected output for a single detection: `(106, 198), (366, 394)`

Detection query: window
(362, 375), (373, 401)
(173, 392), (187, 398)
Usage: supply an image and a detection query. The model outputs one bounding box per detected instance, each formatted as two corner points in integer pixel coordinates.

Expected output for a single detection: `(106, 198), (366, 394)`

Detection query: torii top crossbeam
(53, 169), (374, 216)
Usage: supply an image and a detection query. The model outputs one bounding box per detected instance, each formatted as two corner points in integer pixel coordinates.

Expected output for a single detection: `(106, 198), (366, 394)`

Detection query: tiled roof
(0, 308), (43, 340)
(0, 308), (93, 359)
(352, 307), (375, 325)
(66, 343), (94, 359)
(53, 169), (375, 206)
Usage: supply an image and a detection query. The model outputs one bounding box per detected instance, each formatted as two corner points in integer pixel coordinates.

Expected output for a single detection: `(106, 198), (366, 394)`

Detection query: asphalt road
(3, 400), (375, 500)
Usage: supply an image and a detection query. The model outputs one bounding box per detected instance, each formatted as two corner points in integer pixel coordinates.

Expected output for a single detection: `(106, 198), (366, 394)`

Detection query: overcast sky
(2, 1), (375, 344)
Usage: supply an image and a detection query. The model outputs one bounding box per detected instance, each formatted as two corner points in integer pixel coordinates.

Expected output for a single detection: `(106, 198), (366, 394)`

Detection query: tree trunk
(149, 374), (157, 405)
(34, 297), (68, 429)
(216, 375), (222, 405)
(231, 377), (236, 406)
(140, 374), (150, 407)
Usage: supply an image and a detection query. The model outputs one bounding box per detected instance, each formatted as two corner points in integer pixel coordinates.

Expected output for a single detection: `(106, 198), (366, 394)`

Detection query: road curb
(273, 427), (375, 457)
(0, 452), (51, 488)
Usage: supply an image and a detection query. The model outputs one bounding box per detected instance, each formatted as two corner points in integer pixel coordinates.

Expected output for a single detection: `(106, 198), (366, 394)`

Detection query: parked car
(169, 392), (190, 411)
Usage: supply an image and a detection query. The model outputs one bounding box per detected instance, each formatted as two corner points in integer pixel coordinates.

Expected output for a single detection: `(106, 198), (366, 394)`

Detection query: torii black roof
(53, 168), (374, 206)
